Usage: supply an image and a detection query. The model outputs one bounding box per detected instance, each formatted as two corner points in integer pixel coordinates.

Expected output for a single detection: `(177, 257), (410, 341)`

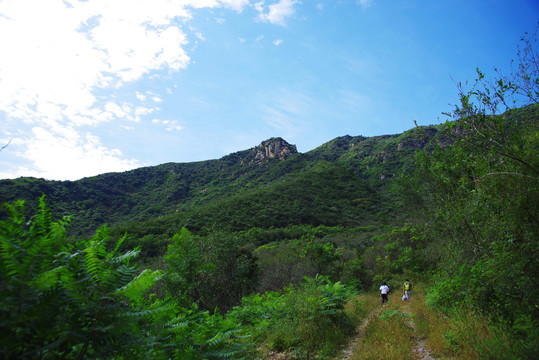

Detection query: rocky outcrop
(251, 138), (297, 164)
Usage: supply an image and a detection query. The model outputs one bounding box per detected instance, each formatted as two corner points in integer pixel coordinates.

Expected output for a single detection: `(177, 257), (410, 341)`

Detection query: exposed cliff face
(251, 137), (298, 164)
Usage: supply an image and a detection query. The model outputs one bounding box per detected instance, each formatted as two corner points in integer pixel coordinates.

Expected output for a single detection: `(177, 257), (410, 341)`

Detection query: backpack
(404, 282), (411, 291)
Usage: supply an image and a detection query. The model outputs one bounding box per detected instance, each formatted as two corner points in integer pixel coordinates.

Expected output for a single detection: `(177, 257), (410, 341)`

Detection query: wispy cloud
(258, 88), (312, 138)
(152, 119), (183, 132)
(256, 0), (299, 26)
(337, 89), (372, 112)
(273, 39), (284, 46)
(217, 0), (251, 12)
(357, 0), (374, 9)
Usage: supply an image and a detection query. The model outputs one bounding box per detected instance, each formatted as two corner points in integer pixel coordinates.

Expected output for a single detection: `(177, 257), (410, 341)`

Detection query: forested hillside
(0, 127), (444, 235)
(0, 32), (538, 360)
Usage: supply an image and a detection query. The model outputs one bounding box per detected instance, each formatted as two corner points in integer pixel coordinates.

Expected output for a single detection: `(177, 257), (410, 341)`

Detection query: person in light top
(379, 281), (389, 304)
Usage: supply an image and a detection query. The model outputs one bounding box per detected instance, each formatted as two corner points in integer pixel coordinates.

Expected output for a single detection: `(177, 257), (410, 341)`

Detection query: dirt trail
(400, 299), (437, 360)
(335, 295), (437, 360)
(335, 306), (383, 360)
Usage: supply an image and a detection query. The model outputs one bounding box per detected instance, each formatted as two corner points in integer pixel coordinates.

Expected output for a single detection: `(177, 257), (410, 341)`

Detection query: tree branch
(0, 139), (11, 152)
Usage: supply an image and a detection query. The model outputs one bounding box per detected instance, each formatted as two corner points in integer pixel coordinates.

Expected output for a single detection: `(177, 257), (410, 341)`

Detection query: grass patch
(409, 283), (516, 359)
(351, 303), (414, 360)
(344, 292), (381, 327)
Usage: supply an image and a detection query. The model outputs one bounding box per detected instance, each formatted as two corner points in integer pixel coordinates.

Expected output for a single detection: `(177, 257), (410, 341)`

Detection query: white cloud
(256, 0), (299, 26)
(152, 119), (183, 132)
(254, 1), (265, 13)
(104, 102), (128, 118)
(17, 126), (142, 180)
(135, 106), (154, 117)
(218, 0), (251, 12)
(0, 0), (264, 180)
(273, 39), (284, 46)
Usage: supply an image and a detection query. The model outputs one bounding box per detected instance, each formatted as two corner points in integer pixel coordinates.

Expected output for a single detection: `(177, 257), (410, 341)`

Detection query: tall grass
(344, 293), (381, 327)
(410, 283), (516, 360)
(346, 282), (519, 360)
(350, 304), (415, 360)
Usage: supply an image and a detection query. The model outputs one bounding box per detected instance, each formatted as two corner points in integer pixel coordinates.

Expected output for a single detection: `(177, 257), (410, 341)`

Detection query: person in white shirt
(379, 281), (389, 304)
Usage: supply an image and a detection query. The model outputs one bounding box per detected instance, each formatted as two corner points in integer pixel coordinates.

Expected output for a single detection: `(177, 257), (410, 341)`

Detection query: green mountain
(0, 126), (445, 235)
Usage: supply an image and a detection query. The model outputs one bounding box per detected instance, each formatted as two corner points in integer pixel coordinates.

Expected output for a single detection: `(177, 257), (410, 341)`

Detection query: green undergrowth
(345, 283), (527, 360)
(350, 300), (415, 360)
(227, 275), (361, 359)
(411, 284), (522, 360)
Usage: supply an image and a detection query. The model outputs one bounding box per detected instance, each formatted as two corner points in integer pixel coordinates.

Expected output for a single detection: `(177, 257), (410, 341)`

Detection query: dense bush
(0, 196), (162, 359)
(164, 228), (258, 312)
(228, 275), (357, 359)
(408, 31), (539, 358)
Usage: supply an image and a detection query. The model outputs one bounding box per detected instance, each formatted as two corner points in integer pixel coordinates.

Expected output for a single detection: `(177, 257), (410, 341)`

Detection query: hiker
(403, 279), (412, 301)
(379, 281), (389, 304)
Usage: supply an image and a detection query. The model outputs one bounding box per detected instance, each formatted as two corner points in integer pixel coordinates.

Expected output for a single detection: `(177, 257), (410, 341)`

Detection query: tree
(412, 28), (538, 357)
(164, 228), (258, 313)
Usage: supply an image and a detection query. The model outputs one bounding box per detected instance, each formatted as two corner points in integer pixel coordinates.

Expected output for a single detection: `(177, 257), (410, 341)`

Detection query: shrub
(0, 197), (162, 359)
(228, 275), (356, 359)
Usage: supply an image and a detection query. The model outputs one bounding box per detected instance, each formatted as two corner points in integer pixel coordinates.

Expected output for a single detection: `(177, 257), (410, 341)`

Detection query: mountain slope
(127, 161), (383, 235)
(0, 127), (444, 235)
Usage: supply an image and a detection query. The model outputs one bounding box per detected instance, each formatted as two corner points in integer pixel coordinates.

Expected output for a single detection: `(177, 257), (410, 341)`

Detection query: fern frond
(0, 200), (26, 229)
(83, 226), (115, 284)
(0, 201), (27, 279)
(116, 264), (138, 286)
(116, 305), (169, 319)
(166, 320), (190, 330)
(84, 243), (105, 283)
(92, 227), (110, 259)
(48, 216), (71, 248)
(111, 233), (128, 257)
(115, 269), (162, 303)
(28, 195), (51, 239)
(110, 248), (140, 265)
(0, 238), (21, 277)
(32, 265), (72, 290)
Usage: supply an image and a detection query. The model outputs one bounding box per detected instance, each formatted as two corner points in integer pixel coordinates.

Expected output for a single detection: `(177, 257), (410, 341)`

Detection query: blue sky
(1, 0), (538, 181)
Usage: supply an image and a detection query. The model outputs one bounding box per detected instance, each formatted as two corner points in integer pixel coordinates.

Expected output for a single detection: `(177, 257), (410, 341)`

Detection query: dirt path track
(335, 306), (383, 360)
(400, 299), (437, 360)
(335, 295), (437, 360)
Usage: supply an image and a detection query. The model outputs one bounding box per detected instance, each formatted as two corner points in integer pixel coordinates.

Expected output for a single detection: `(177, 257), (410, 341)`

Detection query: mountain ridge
(0, 126), (444, 235)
